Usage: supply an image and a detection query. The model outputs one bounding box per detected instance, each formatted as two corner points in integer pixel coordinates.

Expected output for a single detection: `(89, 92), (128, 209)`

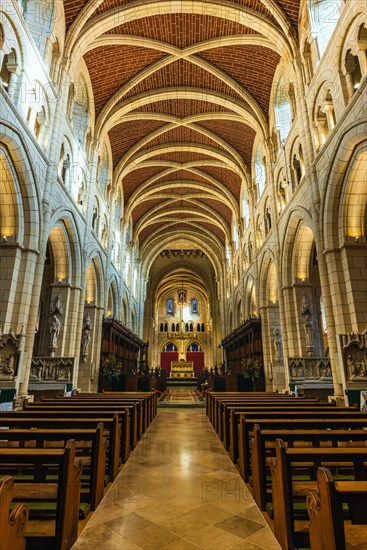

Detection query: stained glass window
(166, 298), (174, 314)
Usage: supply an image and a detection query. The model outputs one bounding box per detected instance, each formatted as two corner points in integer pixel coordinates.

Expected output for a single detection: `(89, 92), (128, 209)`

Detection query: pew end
(0, 476), (29, 550)
(307, 467), (367, 550)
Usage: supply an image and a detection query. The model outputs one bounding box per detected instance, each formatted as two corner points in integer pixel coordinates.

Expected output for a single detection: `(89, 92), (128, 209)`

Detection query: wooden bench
(1, 409), (129, 463)
(73, 391), (157, 426)
(238, 416), (367, 482)
(208, 393), (293, 427)
(38, 396), (147, 438)
(0, 476), (28, 550)
(0, 414), (121, 481)
(206, 391), (282, 419)
(0, 425), (106, 510)
(307, 467), (367, 550)
(270, 440), (367, 550)
(0, 440), (82, 550)
(212, 395), (308, 434)
(251, 425), (367, 510)
(231, 409), (367, 466)
(220, 401), (336, 450)
(24, 401), (139, 449)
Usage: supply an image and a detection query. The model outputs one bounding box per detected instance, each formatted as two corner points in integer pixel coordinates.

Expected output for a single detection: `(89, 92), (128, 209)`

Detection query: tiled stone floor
(72, 408), (281, 550)
(158, 387), (204, 405)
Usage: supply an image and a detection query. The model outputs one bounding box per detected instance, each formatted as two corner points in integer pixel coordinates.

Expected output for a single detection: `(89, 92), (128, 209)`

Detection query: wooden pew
(0, 440), (82, 550)
(220, 400), (336, 450)
(36, 398), (144, 437)
(0, 476), (28, 550)
(24, 401), (138, 449)
(238, 416), (367, 482)
(0, 414), (121, 481)
(251, 425), (367, 510)
(231, 408), (367, 466)
(74, 391), (158, 426)
(307, 467), (367, 550)
(1, 409), (129, 464)
(73, 391), (157, 426)
(212, 395), (305, 434)
(0, 425), (106, 510)
(206, 391), (282, 419)
(270, 439), (367, 550)
(41, 396), (148, 437)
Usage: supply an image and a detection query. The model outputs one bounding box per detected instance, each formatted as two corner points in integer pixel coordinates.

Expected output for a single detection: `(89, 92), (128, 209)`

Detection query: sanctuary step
(167, 377), (198, 387)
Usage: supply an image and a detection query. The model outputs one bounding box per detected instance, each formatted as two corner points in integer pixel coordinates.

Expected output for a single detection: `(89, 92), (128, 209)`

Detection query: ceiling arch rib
(69, 1), (295, 63)
(133, 201), (231, 243)
(61, 0), (303, 265)
(99, 88), (266, 144)
(141, 232), (223, 281)
(137, 217), (228, 250)
(113, 118), (250, 178)
(89, 42), (269, 134)
(118, 143), (248, 185)
(141, 227), (225, 269)
(125, 175), (239, 219)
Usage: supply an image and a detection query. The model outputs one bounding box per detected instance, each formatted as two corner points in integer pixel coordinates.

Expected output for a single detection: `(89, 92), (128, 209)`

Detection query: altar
(170, 360), (194, 378)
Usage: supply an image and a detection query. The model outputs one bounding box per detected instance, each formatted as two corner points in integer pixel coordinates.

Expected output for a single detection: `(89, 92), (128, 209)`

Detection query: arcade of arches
(0, 0), (367, 402)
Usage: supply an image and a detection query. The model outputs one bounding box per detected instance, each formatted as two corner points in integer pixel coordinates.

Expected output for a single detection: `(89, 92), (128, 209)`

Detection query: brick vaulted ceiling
(64, 1), (300, 251)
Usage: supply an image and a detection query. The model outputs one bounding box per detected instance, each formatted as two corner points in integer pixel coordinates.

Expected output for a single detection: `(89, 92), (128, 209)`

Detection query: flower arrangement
(240, 356), (261, 382)
(101, 354), (122, 381)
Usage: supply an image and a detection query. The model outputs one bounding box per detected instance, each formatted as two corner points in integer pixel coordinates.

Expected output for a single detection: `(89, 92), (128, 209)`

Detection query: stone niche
(341, 330), (367, 388)
(0, 330), (21, 385)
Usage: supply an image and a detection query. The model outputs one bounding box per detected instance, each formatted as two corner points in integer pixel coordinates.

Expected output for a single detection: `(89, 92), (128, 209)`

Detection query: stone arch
(339, 144), (367, 243)
(322, 126), (367, 250)
(48, 210), (82, 288)
(244, 275), (257, 318)
(340, 14), (367, 102)
(0, 11), (23, 101)
(0, 127), (40, 251)
(122, 295), (128, 325)
(236, 297), (243, 325)
(322, 134), (367, 331)
(0, 144), (25, 244)
(274, 75), (292, 142)
(107, 276), (119, 318)
(312, 82), (337, 152)
(281, 208), (314, 288)
(281, 210), (326, 357)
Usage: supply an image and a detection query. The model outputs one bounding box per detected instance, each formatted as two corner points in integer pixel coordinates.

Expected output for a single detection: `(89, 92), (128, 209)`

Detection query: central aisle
(73, 409), (280, 550)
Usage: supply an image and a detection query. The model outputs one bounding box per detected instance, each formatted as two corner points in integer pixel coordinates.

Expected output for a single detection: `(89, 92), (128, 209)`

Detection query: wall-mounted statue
(49, 315), (61, 351)
(50, 294), (64, 316)
(300, 294), (314, 355)
(81, 313), (92, 362)
(273, 326), (283, 361)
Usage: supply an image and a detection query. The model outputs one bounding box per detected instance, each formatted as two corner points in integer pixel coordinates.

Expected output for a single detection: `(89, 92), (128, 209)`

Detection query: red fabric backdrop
(160, 352), (178, 375)
(186, 352), (204, 375)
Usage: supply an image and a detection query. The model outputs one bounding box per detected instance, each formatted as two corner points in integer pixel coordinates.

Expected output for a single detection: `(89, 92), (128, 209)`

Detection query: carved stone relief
(30, 358), (74, 382)
(0, 327), (23, 381)
(340, 330), (367, 383)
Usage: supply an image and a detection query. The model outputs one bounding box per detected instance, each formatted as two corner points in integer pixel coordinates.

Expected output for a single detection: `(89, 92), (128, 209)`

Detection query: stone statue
(50, 294), (64, 316)
(81, 313), (92, 359)
(300, 294), (313, 353)
(0, 355), (15, 377)
(49, 315), (61, 349)
(273, 327), (283, 360)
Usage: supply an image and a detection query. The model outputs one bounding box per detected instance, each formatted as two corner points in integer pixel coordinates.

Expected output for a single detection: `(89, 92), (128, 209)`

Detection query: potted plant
(239, 356), (261, 391)
(101, 354), (122, 390)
